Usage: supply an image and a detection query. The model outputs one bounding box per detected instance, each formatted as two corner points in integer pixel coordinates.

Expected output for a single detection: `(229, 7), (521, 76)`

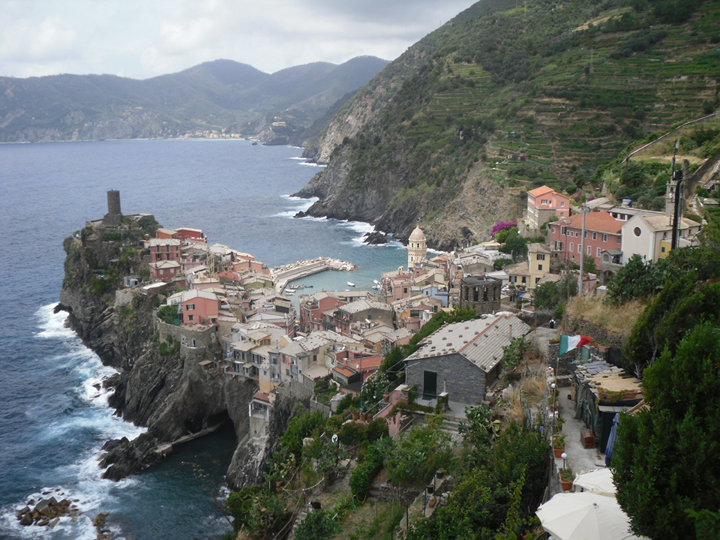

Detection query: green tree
(613, 322), (720, 539)
(294, 509), (339, 540)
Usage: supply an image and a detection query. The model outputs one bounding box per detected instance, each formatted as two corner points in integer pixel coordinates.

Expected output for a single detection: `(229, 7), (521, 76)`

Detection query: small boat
(373, 280), (380, 285)
(285, 291), (295, 296)
(347, 282), (355, 287)
(372, 285), (380, 290)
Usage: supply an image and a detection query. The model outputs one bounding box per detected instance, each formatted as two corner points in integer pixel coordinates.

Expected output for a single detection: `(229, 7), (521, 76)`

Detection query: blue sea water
(0, 139), (407, 539)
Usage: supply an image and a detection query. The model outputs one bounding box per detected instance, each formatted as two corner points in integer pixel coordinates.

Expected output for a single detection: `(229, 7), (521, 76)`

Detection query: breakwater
(272, 257), (356, 293)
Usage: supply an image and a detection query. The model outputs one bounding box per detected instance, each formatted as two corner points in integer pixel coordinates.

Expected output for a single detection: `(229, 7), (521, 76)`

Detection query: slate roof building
(404, 313), (530, 405)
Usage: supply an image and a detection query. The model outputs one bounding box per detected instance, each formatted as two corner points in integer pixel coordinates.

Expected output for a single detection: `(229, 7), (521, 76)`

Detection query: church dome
(409, 226), (426, 243)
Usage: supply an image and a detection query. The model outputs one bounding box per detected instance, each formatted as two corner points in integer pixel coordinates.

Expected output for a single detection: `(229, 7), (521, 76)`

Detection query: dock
(272, 257), (356, 293)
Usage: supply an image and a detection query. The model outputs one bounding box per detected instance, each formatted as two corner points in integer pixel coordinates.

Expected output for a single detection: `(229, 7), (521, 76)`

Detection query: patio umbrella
(536, 492), (648, 540)
(573, 468), (616, 496)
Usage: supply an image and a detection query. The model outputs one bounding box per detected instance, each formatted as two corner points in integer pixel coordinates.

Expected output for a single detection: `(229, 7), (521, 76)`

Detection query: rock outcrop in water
(57, 224), (278, 485)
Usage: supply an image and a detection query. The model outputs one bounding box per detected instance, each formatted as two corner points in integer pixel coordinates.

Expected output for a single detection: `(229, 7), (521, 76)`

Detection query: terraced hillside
(298, 0), (720, 249)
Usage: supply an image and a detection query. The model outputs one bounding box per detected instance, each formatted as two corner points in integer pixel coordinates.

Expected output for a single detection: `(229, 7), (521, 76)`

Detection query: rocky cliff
(57, 225), (284, 485)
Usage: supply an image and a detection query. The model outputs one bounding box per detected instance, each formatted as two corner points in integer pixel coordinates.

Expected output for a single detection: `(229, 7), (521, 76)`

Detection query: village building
(333, 300), (394, 335)
(527, 243), (552, 287)
(148, 238), (181, 263)
(404, 313), (531, 405)
(549, 211), (623, 269)
(181, 289), (219, 326)
(621, 214), (701, 264)
(458, 275), (502, 314)
(298, 291), (346, 333)
(524, 185), (571, 230)
(149, 260), (181, 281)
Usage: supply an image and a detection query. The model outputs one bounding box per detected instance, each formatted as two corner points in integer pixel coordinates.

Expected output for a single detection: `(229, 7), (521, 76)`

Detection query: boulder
(15, 506), (29, 518)
(49, 517), (60, 529)
(363, 231), (388, 245)
(19, 513), (33, 526)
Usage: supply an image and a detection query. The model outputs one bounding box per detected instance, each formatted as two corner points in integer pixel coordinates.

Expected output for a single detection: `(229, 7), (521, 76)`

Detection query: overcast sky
(0, 0), (477, 79)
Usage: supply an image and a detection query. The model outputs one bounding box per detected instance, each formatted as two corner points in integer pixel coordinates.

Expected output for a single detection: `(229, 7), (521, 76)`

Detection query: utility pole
(578, 203), (587, 295)
(669, 139), (684, 250)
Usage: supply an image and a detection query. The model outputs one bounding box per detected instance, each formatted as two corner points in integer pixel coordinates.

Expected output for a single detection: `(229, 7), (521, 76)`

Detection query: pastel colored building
(182, 289), (219, 326)
(149, 260), (181, 281)
(549, 212), (622, 268)
(175, 227), (205, 242)
(298, 292), (346, 333)
(148, 238), (181, 263)
(621, 214), (701, 264)
(526, 186), (571, 229)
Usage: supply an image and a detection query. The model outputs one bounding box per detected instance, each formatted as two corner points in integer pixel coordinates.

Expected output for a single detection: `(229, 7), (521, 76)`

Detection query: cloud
(0, 0), (477, 79)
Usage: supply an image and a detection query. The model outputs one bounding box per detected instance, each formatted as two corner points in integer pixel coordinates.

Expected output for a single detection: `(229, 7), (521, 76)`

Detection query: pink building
(549, 211), (622, 268)
(181, 289), (219, 326)
(385, 273), (414, 303)
(175, 227), (205, 242)
(526, 186), (571, 229)
(232, 259), (269, 275)
(149, 260), (181, 281)
(148, 238), (181, 263)
(298, 293), (345, 333)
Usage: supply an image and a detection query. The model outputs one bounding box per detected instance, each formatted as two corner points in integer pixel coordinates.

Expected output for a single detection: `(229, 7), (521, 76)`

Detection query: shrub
(294, 509), (338, 540)
(350, 440), (386, 499)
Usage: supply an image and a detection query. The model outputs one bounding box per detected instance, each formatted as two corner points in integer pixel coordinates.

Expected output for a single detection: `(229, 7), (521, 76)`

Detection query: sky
(0, 0), (478, 80)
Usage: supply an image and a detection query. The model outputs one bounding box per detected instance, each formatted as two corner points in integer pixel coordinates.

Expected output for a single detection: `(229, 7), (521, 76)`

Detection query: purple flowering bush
(491, 221), (517, 237)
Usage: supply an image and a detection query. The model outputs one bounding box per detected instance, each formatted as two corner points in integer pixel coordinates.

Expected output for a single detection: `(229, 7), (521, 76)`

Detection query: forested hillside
(0, 56), (388, 143)
(297, 0), (720, 250)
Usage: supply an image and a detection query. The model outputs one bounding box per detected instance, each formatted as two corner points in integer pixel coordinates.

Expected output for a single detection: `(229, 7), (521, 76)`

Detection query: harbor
(272, 257), (356, 293)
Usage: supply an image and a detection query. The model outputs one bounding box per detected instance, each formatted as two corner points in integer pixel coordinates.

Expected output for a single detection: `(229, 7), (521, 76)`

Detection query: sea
(0, 139), (409, 540)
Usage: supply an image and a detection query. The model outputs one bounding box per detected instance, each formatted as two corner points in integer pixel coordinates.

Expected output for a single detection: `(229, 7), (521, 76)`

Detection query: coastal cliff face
(294, 0), (720, 249)
(296, 143), (524, 250)
(58, 227), (261, 483)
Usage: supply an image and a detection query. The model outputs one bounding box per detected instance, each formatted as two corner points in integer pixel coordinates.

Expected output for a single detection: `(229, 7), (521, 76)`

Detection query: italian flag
(558, 335), (592, 356)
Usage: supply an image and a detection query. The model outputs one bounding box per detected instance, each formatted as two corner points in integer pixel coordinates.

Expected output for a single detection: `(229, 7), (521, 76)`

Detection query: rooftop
(405, 313), (531, 372)
(558, 212), (623, 235)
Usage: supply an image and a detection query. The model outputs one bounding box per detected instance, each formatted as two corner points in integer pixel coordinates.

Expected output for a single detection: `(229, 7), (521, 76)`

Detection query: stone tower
(408, 226), (427, 269)
(103, 190), (123, 226)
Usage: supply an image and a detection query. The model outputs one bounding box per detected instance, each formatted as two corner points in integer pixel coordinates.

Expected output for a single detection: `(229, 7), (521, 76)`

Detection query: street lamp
(561, 452), (568, 469)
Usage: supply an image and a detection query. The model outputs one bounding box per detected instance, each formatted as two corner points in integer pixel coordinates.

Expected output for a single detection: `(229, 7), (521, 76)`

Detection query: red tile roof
(528, 185), (555, 197)
(559, 212), (622, 234)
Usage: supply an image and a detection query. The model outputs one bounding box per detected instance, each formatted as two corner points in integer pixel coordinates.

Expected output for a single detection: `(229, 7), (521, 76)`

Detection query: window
(551, 227), (557, 234)
(536, 277), (541, 283)
(541, 199), (548, 204)
(561, 201), (565, 207)
(521, 277), (527, 283)
(587, 246), (591, 255)
(188, 314), (194, 321)
(603, 234), (608, 242)
(560, 212), (565, 217)
(561, 227), (567, 235)
(661, 246), (666, 253)
(578, 244), (581, 253)
(186, 303), (195, 310)
(597, 247), (602, 257)
(537, 254), (546, 260)
(570, 242), (574, 251)
(634, 227), (642, 237)
(286, 369), (290, 376)
(592, 233), (597, 240)
(584, 231), (588, 238)
(538, 264), (543, 271)
(313, 355), (317, 362)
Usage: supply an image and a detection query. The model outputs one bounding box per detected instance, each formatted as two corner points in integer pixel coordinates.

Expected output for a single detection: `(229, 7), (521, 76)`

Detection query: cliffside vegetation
(300, 0), (720, 248)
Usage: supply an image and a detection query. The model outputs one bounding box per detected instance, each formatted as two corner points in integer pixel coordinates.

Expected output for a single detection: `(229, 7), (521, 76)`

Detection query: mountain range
(0, 56), (389, 143)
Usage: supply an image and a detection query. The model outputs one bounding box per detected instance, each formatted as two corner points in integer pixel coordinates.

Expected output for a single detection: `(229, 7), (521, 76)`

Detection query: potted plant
(559, 467), (573, 491)
(553, 434), (566, 458)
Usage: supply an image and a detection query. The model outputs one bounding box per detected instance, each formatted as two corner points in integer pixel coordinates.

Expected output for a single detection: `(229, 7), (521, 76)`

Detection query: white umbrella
(536, 492), (648, 540)
(573, 468), (616, 496)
